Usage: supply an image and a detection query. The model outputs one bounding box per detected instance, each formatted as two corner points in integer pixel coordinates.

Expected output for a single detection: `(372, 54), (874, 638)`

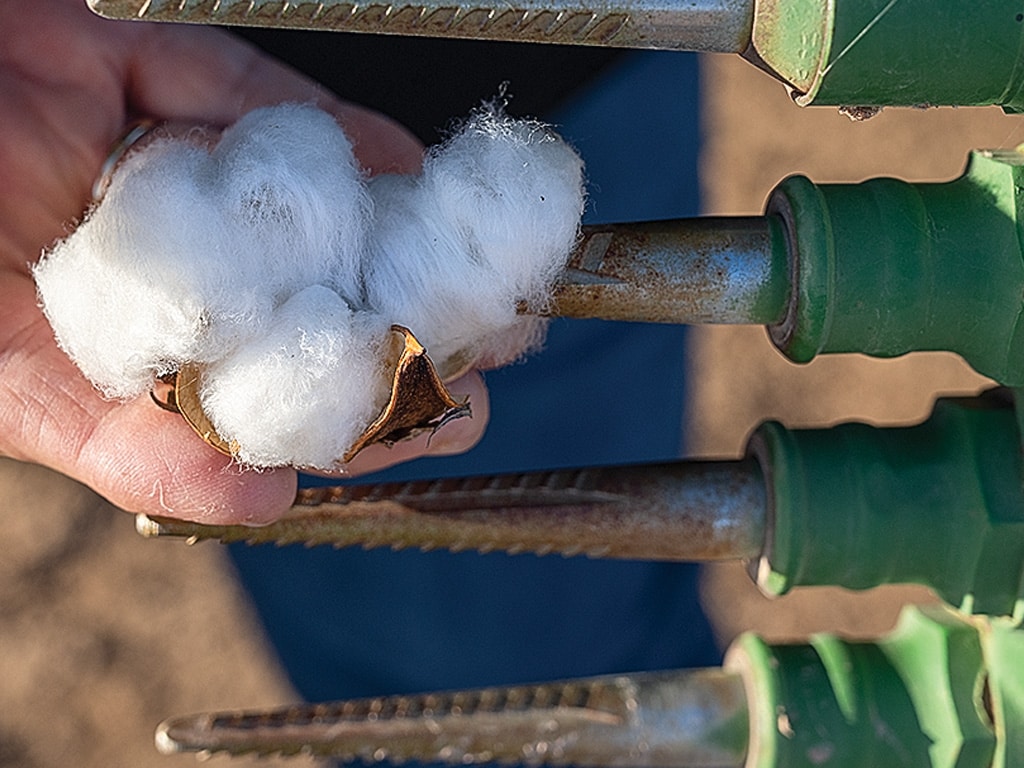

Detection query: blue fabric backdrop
(228, 50), (720, 712)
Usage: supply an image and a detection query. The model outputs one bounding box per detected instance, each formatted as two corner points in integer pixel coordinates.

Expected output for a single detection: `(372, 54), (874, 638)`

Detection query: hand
(0, 0), (487, 524)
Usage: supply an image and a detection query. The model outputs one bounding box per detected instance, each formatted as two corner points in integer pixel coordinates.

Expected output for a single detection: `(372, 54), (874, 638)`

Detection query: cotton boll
(212, 104), (371, 306)
(34, 139), (272, 398)
(35, 102), (587, 467)
(199, 286), (391, 469)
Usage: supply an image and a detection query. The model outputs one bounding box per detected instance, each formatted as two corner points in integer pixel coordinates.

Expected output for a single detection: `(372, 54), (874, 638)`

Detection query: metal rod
(548, 216), (789, 325)
(88, 0), (755, 52)
(137, 459), (767, 562)
(155, 668), (750, 766)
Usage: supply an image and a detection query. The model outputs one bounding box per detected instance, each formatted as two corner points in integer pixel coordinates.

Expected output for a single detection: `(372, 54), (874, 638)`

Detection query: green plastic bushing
(766, 150), (1024, 385)
(725, 605), (998, 768)
(750, 0), (1024, 111)
(749, 393), (1024, 617)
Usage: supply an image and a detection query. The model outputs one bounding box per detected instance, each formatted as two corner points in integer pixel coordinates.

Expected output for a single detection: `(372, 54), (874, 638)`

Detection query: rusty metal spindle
(155, 668), (750, 765)
(87, 0), (755, 53)
(137, 459), (767, 562)
(549, 216), (789, 325)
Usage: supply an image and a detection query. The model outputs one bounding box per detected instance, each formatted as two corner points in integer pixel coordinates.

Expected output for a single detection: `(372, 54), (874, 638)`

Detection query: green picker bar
(88, 0), (1024, 111)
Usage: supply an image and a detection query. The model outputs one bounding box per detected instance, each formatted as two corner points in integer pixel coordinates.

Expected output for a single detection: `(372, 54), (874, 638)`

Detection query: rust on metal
(545, 217), (789, 326)
(138, 459), (766, 562)
(88, 0), (755, 52)
(155, 668), (749, 765)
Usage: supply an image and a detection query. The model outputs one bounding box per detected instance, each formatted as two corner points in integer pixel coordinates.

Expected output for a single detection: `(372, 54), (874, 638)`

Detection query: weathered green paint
(751, 0), (1024, 111)
(727, 605), (1000, 767)
(767, 150), (1024, 385)
(751, 393), (1024, 618)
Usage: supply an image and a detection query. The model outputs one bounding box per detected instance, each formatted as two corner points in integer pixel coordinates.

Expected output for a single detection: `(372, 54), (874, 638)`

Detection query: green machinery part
(750, 0), (1024, 111)
(727, 604), (1024, 768)
(749, 391), (1024, 618)
(766, 149), (1024, 385)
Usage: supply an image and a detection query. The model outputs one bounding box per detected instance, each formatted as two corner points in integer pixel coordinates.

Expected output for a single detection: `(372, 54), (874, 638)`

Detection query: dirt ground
(4, 48), (1024, 768)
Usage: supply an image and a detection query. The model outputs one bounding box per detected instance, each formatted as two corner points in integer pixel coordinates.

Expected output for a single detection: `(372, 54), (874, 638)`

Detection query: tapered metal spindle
(155, 669), (750, 765)
(88, 0), (755, 53)
(549, 217), (789, 325)
(137, 458), (766, 562)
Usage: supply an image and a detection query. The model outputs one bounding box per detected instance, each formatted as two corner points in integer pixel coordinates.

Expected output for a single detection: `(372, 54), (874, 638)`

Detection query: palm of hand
(0, 0), (484, 523)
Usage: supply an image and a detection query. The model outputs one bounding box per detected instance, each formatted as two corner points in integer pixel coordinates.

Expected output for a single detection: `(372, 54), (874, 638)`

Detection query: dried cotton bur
(33, 103), (585, 469)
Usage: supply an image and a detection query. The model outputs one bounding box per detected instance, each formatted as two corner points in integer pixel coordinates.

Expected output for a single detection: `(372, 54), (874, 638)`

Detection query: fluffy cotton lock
(199, 286), (390, 469)
(35, 102), (585, 469)
(34, 139), (269, 398)
(213, 105), (370, 306)
(35, 105), (369, 398)
(365, 108), (585, 369)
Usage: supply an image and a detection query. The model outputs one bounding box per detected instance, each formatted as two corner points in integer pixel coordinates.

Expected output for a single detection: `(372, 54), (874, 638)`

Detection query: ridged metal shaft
(550, 217), (789, 325)
(88, 0), (754, 52)
(137, 459), (766, 562)
(156, 668), (749, 765)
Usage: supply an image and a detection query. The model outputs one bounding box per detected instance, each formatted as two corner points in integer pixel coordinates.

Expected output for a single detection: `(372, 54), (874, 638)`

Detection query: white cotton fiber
(212, 105), (370, 306)
(364, 107), (585, 368)
(34, 139), (273, 398)
(199, 286), (390, 469)
(35, 105), (369, 398)
(35, 102), (585, 468)
(425, 108), (584, 296)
